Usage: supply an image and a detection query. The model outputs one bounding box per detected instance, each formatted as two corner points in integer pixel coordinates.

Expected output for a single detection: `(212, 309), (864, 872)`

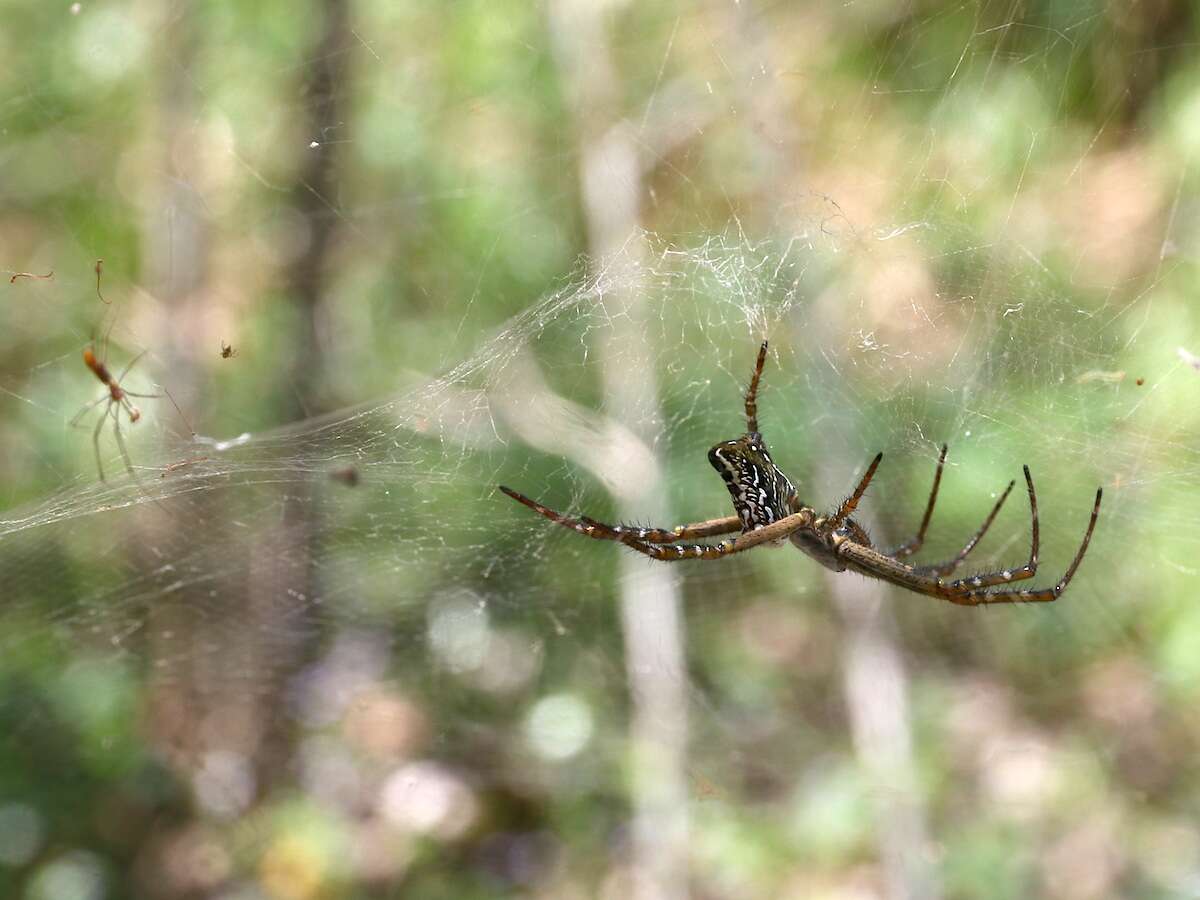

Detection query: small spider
(70, 342), (163, 481)
(220, 340), (238, 359)
(160, 456), (208, 478)
(8, 269), (54, 284)
(94, 258), (110, 305)
(500, 342), (1102, 606)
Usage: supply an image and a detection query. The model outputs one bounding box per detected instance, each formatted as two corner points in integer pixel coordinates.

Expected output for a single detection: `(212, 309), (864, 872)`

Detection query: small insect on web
(500, 342), (1103, 606)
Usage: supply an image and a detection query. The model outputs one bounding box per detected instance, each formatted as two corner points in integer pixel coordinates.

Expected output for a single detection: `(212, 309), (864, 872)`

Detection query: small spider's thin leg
(159, 385), (195, 437)
(112, 351), (195, 437)
(889, 444), (947, 558)
(826, 452), (883, 530)
(69, 394), (108, 429)
(92, 402), (111, 482)
(122, 387), (194, 438)
(499, 487), (742, 543)
(744, 340), (768, 433)
(911, 478), (1016, 577)
(113, 348), (149, 384)
(111, 408), (139, 480)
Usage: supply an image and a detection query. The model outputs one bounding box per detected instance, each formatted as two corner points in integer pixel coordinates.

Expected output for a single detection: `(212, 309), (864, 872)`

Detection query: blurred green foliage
(3, 1), (1200, 898)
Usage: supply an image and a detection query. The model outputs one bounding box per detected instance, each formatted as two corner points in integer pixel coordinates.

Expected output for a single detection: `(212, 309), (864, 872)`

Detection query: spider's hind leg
(888, 444), (947, 559)
(935, 466), (1041, 590)
(910, 478), (1016, 577)
(939, 485), (1102, 605)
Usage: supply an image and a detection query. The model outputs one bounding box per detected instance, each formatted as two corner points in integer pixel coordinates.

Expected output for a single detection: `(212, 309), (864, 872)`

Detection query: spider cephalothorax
(500, 341), (1102, 606)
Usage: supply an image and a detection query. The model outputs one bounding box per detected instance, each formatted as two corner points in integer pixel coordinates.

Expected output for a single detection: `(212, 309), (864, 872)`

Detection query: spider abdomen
(708, 434), (797, 533)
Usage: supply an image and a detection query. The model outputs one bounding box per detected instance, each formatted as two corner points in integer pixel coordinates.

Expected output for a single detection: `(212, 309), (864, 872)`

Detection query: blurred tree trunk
(549, 3), (690, 899)
(255, 0), (353, 793)
(142, 0), (353, 808)
(140, 0), (217, 790)
(721, 2), (941, 896)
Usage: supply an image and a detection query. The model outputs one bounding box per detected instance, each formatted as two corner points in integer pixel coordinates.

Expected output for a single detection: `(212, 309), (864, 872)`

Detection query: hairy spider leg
(905, 464), (1043, 590)
(885, 443), (1021, 577)
(744, 340), (769, 433)
(836, 484), (1101, 605)
(889, 443), (947, 558)
(501, 486), (817, 562)
(499, 486), (741, 544)
(909, 478), (1016, 577)
(604, 508), (815, 561)
(825, 452), (883, 530)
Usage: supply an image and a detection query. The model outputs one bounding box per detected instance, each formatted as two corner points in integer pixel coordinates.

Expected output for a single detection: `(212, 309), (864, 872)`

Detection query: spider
(499, 341), (1102, 606)
(70, 342), (163, 481)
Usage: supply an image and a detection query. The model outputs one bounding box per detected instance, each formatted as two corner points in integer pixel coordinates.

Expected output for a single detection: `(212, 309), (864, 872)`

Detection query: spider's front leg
(498, 485), (817, 561)
(826, 452), (883, 530)
(498, 486), (742, 544)
(616, 508), (818, 560)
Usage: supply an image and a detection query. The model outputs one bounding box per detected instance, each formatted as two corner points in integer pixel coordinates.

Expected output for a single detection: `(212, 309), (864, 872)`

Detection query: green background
(2, 1), (1199, 898)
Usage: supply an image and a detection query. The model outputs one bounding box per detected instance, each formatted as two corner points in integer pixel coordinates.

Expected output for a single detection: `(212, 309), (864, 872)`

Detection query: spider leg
(835, 481), (1102, 606)
(935, 486), (1101, 604)
(92, 402), (111, 481)
(607, 508), (816, 561)
(826, 452), (883, 530)
(113, 348), (149, 384)
(499, 486), (742, 543)
(111, 408), (139, 479)
(909, 478), (1016, 577)
(127, 385), (195, 438)
(69, 393), (108, 428)
(889, 444), (947, 558)
(933, 465), (1039, 588)
(744, 340), (768, 433)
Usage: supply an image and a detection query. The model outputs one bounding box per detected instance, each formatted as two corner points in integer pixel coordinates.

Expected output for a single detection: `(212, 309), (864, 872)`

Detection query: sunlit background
(3, 1), (1200, 898)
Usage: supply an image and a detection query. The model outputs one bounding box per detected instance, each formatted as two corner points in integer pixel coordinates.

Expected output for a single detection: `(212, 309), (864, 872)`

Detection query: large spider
(499, 342), (1102, 606)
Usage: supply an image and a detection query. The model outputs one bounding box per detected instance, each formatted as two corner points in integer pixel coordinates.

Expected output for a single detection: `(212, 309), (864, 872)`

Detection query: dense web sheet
(2, 225), (1188, 691)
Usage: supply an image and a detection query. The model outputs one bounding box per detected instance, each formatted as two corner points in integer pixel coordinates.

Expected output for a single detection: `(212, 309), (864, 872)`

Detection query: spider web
(3, 2), (1200, 898)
